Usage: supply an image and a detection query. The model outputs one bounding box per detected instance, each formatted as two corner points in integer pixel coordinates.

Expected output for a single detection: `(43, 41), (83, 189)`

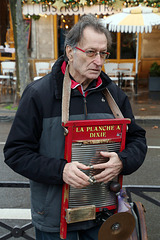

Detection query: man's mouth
(90, 69), (101, 72)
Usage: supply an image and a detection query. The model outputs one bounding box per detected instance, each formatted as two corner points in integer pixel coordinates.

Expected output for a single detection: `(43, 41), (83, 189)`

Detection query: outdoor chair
(118, 63), (135, 92)
(34, 62), (50, 81)
(0, 61), (16, 94)
(104, 62), (119, 85)
(1, 61), (16, 75)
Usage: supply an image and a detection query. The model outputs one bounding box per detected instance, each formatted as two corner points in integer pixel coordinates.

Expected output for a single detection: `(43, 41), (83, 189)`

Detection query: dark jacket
(3, 56), (147, 232)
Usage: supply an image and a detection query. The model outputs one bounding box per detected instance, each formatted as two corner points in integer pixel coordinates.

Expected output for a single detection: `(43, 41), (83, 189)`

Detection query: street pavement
(0, 81), (160, 239)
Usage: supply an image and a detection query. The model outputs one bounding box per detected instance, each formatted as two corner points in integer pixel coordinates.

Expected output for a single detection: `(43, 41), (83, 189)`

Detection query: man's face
(67, 27), (108, 85)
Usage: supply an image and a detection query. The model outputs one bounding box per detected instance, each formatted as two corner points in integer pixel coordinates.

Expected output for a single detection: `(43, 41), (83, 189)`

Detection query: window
(57, 15), (74, 57)
(109, 32), (117, 59)
(120, 33), (136, 59)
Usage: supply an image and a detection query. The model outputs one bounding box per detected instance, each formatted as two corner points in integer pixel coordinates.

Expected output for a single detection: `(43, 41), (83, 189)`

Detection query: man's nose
(94, 53), (103, 65)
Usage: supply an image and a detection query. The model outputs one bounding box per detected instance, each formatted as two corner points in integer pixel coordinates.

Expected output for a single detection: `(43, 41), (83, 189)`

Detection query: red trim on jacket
(61, 61), (102, 97)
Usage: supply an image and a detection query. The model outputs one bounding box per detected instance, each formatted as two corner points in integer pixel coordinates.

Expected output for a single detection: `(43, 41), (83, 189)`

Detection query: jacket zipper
(80, 85), (88, 118)
(84, 97), (88, 117)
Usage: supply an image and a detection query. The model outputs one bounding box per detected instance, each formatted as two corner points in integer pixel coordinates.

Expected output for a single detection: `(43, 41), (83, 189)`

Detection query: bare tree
(9, 0), (30, 104)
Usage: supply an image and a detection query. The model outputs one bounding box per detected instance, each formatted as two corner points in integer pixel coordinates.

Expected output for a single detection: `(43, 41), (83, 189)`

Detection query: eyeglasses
(75, 47), (110, 59)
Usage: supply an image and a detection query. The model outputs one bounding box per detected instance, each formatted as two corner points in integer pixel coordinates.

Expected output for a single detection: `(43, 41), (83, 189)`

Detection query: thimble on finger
(88, 176), (96, 184)
(88, 165), (94, 169)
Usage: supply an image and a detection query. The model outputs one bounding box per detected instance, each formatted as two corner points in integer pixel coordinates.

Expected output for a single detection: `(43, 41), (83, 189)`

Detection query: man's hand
(92, 151), (123, 183)
(63, 161), (90, 188)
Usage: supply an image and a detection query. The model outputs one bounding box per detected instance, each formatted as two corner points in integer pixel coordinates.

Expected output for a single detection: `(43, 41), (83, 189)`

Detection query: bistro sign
(22, 3), (116, 15)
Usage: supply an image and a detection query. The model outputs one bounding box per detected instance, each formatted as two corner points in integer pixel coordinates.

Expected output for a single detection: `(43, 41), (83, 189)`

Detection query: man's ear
(66, 45), (74, 62)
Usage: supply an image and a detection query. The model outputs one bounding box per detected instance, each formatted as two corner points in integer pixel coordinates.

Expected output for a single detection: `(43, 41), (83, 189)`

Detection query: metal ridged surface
(69, 142), (120, 208)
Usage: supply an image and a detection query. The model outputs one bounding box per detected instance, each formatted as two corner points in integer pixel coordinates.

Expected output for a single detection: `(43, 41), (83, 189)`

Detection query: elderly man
(4, 14), (147, 240)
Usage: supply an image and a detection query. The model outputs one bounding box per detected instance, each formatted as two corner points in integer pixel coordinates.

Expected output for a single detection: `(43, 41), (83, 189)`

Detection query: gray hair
(64, 14), (112, 61)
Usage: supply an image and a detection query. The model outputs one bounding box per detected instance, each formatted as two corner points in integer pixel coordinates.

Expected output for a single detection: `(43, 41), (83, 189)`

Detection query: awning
(101, 6), (160, 94)
(22, 3), (116, 16)
(102, 6), (160, 33)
